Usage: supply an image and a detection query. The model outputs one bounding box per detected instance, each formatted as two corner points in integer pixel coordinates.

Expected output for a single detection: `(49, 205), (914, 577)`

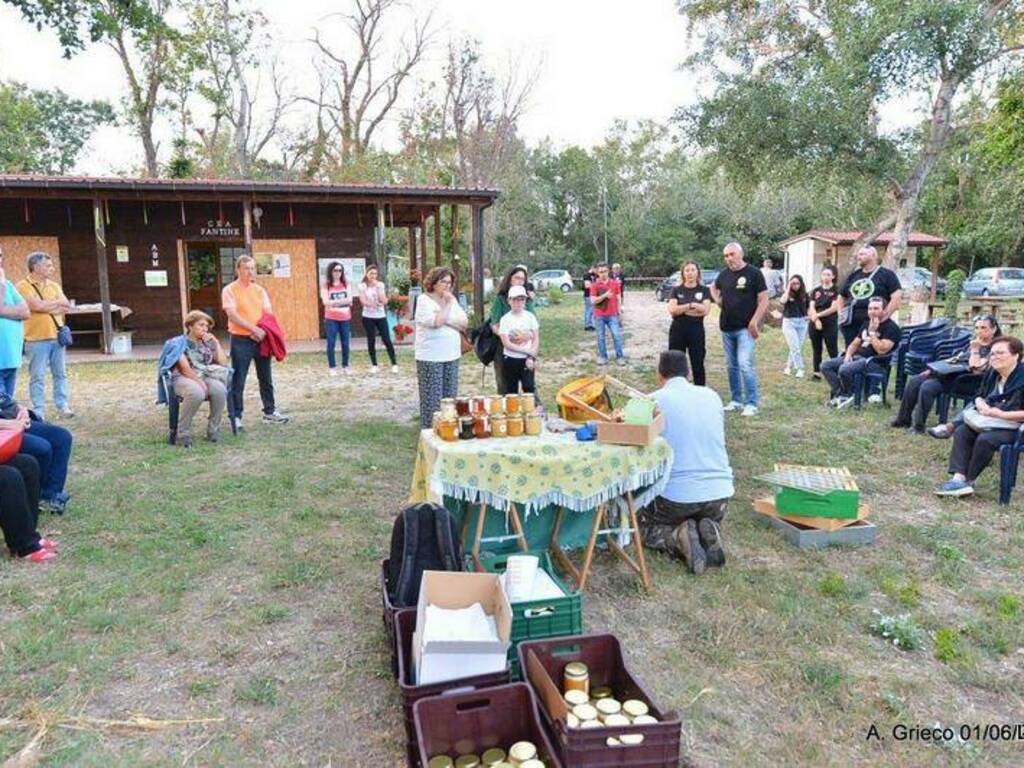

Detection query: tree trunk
(141, 123), (159, 177)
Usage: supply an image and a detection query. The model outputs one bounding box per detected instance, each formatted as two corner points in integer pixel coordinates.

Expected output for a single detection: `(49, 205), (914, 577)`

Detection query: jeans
(781, 317), (809, 371)
(0, 368), (17, 398)
(583, 296), (594, 329)
(809, 316), (839, 372)
(363, 316), (396, 366)
(820, 355), (884, 398)
(325, 318), (351, 369)
(595, 314), (624, 360)
(25, 340), (68, 416)
(721, 328), (759, 406)
(20, 419), (72, 501)
(230, 335), (275, 418)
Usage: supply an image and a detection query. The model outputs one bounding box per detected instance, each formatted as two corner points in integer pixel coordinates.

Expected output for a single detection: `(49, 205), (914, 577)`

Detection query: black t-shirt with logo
(840, 266), (901, 325)
(855, 317), (901, 357)
(670, 283), (709, 330)
(714, 264), (768, 331)
(811, 285), (838, 314)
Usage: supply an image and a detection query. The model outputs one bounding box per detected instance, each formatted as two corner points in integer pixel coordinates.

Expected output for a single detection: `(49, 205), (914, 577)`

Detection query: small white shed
(778, 229), (947, 284)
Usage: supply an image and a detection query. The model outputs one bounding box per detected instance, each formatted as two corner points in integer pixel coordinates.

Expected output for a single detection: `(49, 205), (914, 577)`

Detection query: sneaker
(795, 369), (805, 379)
(698, 519), (725, 567)
(57, 407), (74, 418)
(935, 479), (974, 497)
(617, 357), (628, 367)
(868, 393), (883, 404)
(343, 367), (353, 376)
(826, 397), (839, 408)
(39, 537), (60, 551)
(741, 405), (758, 417)
(723, 401), (743, 413)
(262, 410), (290, 424)
(207, 427), (220, 443)
(928, 424), (953, 439)
(811, 372), (822, 381)
(20, 548), (56, 563)
(369, 365), (379, 374)
(328, 368), (339, 378)
(232, 416), (245, 433)
(177, 436), (193, 448)
(596, 358), (609, 366)
(41, 498), (66, 516)
(390, 365), (399, 374)
(783, 366), (792, 376)
(673, 519), (706, 575)
(835, 396), (855, 410)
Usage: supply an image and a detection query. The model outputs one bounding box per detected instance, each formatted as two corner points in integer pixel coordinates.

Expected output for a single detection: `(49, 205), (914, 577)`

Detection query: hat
(508, 285), (528, 299)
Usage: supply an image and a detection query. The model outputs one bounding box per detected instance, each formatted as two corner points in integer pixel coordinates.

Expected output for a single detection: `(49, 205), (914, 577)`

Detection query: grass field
(1, 294), (1023, 767)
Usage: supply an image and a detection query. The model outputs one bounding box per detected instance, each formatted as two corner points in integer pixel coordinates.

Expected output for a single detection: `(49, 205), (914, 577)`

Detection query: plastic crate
(518, 633), (682, 768)
(396, 605), (511, 767)
(478, 551), (584, 680)
(380, 559), (400, 678)
(414, 683), (564, 768)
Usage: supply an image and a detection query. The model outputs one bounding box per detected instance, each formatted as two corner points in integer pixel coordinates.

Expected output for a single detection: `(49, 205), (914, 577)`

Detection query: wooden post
(92, 198), (114, 354)
(471, 205), (485, 321)
(930, 246), (942, 302)
(408, 227), (417, 275)
(374, 203), (386, 281)
(451, 204), (461, 288)
(420, 215), (429, 276)
(434, 206), (443, 267)
(242, 199), (254, 254)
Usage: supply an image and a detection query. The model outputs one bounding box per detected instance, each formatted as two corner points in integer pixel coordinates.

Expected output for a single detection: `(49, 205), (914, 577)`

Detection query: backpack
(472, 323), (498, 366)
(386, 503), (464, 608)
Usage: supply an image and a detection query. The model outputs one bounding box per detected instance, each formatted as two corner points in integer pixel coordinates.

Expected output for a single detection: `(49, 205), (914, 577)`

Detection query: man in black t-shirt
(582, 266), (597, 330)
(836, 245), (902, 346)
(820, 296), (901, 407)
(711, 242), (769, 416)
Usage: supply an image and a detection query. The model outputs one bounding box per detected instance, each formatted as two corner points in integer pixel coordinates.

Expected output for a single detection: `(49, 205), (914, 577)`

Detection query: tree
(5, 0), (183, 176)
(678, 0), (1024, 268)
(0, 81), (113, 173)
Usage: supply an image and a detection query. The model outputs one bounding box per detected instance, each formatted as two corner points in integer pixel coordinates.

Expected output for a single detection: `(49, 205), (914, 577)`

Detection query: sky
(0, 0), (699, 175)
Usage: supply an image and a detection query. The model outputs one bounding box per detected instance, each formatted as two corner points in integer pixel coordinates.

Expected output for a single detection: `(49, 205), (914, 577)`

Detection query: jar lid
(620, 733), (645, 745)
(480, 747), (506, 765)
(564, 662), (588, 677)
(595, 698), (622, 716)
(578, 719), (602, 729)
(507, 741), (536, 761)
(622, 699), (649, 718)
(564, 689), (589, 706)
(590, 686), (613, 699)
(520, 761), (545, 768)
(454, 755), (480, 768)
(428, 757), (455, 768)
(603, 714), (631, 727)
(632, 714), (659, 725)
(572, 703), (598, 721)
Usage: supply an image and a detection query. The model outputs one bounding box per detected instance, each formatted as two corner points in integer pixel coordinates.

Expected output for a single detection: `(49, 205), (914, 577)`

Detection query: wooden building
(0, 175), (498, 351)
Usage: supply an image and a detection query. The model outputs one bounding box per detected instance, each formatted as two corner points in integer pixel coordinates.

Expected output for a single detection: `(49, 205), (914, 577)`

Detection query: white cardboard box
(413, 571), (512, 685)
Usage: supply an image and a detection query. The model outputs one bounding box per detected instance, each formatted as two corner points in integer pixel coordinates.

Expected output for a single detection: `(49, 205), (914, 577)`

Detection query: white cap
(509, 285), (528, 299)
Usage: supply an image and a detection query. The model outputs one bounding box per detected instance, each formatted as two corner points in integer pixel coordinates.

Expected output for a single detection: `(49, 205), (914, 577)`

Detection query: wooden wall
(0, 235), (62, 283)
(251, 239), (319, 341)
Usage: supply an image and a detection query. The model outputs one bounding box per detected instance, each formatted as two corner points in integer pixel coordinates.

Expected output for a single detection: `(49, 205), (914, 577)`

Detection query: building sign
(199, 219), (242, 238)
(116, 245), (129, 263)
(145, 270), (168, 287)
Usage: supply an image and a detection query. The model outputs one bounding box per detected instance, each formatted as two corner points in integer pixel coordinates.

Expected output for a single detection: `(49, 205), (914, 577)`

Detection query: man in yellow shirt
(221, 254), (288, 429)
(17, 252), (74, 418)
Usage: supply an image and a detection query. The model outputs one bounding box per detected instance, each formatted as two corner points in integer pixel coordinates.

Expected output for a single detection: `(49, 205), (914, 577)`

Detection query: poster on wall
(317, 257), (366, 289)
(144, 270), (168, 287)
(253, 252), (274, 276)
(255, 252), (292, 278)
(116, 245), (129, 263)
(272, 253), (291, 278)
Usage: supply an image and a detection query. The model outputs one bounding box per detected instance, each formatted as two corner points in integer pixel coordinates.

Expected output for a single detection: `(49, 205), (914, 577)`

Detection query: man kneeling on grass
(637, 350), (734, 574)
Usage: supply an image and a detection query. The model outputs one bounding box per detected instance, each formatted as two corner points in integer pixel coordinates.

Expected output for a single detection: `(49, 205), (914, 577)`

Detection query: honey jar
(472, 396), (489, 415)
(505, 394), (521, 413)
(603, 714), (631, 728)
(481, 748), (506, 766)
(622, 699), (649, 719)
(520, 393), (536, 412)
(438, 417), (459, 442)
(491, 414), (508, 437)
(506, 414), (524, 437)
(488, 395), (505, 415)
(507, 741), (536, 765)
(455, 755), (480, 768)
(472, 414), (491, 439)
(440, 398), (458, 420)
(524, 412), (543, 436)
(456, 397), (471, 417)
(432, 411), (441, 435)
(564, 689), (588, 707)
(563, 661), (589, 695)
(595, 698), (622, 722)
(572, 703), (598, 723)
(459, 416), (475, 440)
(590, 686), (613, 700)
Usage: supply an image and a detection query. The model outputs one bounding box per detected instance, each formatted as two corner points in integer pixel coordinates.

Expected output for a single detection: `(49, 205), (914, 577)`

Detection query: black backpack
(386, 503), (464, 608)
(472, 323), (498, 366)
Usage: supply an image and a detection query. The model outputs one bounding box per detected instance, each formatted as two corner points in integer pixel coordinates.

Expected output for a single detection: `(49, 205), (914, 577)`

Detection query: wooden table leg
(575, 504), (605, 592)
(507, 503), (530, 552)
(548, 507), (580, 586)
(625, 491), (651, 591)
(459, 500), (471, 551)
(471, 501), (487, 572)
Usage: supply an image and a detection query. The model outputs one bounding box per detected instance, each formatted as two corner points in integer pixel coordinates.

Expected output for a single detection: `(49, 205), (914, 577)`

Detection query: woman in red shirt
(321, 262), (353, 376)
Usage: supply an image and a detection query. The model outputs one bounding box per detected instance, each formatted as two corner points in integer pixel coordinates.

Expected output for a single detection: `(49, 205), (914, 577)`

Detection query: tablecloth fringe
(435, 460), (672, 516)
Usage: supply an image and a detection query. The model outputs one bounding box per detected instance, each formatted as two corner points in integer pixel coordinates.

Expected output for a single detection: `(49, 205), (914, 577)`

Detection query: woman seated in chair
(0, 451), (57, 562)
(935, 336), (1024, 497)
(170, 310), (229, 447)
(0, 392), (73, 515)
(892, 314), (1000, 434)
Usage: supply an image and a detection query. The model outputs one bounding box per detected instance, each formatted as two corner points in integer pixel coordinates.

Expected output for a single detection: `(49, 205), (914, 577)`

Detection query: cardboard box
(597, 412), (664, 447)
(413, 571), (512, 685)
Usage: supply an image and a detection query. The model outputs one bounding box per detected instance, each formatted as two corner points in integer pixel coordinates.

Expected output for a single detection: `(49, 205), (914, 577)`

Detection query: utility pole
(602, 185), (609, 265)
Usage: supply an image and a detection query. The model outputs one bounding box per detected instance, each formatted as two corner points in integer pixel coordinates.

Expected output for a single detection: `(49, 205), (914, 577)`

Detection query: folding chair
(161, 368), (237, 445)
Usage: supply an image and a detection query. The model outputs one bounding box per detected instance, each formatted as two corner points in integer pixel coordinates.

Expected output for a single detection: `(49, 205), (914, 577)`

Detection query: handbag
(963, 405), (1020, 432)
(459, 330), (473, 356)
(927, 361), (969, 377)
(30, 283), (73, 347)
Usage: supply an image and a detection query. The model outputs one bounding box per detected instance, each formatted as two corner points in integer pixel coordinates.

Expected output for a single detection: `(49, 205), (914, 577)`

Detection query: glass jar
(524, 412), (543, 436)
(505, 394), (521, 414)
(563, 661), (589, 696)
(507, 742), (537, 765)
(491, 414), (508, 438)
(431, 411), (441, 436)
(480, 748), (506, 766)
(520, 393), (536, 413)
(438, 417), (459, 442)
(458, 416), (475, 440)
(472, 414), (491, 439)
(455, 397), (471, 417)
(472, 396), (489, 415)
(440, 398), (458, 421)
(488, 395), (505, 415)
(507, 414), (524, 437)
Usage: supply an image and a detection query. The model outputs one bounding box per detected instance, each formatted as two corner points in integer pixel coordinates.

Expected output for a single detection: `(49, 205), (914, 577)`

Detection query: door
(186, 243), (245, 329)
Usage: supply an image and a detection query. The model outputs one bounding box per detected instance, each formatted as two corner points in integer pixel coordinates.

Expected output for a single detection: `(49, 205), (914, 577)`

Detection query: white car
(532, 269), (574, 292)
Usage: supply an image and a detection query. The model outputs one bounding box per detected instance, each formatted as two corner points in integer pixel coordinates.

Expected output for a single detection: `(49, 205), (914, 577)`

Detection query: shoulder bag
(30, 283), (73, 347)
(962, 405), (1020, 432)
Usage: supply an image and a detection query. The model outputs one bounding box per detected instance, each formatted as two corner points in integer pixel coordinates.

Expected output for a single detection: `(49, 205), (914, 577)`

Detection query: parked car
(532, 269), (574, 292)
(702, 269), (720, 286)
(962, 268), (1024, 297)
(898, 267), (946, 297)
(656, 269), (719, 301)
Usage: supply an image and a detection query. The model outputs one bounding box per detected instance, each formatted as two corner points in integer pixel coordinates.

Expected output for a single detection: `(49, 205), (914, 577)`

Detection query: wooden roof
(778, 228), (947, 249)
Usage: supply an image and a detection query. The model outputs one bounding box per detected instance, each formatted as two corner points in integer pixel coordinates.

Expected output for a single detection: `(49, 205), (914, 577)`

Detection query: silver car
(962, 267), (1024, 297)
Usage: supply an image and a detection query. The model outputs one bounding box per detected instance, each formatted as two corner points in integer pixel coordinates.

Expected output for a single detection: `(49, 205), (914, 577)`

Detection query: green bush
(933, 627), (964, 663)
(870, 611), (924, 651)
(944, 269), (966, 321)
(547, 286), (564, 305)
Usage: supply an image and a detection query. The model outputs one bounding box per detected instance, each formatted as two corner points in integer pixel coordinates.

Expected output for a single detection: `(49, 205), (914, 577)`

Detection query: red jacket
(257, 314), (288, 361)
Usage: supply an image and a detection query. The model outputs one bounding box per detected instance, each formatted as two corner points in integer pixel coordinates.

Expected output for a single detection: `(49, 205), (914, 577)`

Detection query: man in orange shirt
(221, 255), (289, 429)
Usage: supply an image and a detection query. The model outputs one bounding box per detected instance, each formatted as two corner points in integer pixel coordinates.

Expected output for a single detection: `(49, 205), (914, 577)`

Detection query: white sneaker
(342, 367), (352, 376)
(390, 364), (399, 374)
(835, 396), (855, 410)
(795, 369), (805, 379)
(783, 366), (792, 376)
(868, 393), (882, 404)
(741, 405), (758, 417)
(328, 368), (339, 378)
(370, 365), (379, 374)
(723, 401), (743, 412)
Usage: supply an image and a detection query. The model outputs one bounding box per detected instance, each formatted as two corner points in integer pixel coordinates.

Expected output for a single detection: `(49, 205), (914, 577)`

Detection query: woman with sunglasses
(321, 261), (352, 376)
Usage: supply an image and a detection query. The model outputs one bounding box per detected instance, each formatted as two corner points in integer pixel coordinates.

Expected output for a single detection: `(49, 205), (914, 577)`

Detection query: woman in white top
(414, 266), (468, 428)
(358, 264), (398, 373)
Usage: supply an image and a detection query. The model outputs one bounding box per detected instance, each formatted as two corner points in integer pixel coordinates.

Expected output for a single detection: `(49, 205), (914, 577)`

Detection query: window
(1000, 269), (1024, 280)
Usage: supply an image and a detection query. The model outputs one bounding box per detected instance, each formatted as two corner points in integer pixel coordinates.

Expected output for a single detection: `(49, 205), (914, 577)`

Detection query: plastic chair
(999, 425), (1024, 504)
(161, 368), (237, 445)
(894, 319), (951, 398)
(853, 354), (893, 408)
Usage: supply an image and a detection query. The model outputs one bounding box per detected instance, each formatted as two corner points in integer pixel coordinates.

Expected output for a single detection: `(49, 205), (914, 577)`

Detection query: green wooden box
(772, 464), (861, 520)
(476, 550), (584, 681)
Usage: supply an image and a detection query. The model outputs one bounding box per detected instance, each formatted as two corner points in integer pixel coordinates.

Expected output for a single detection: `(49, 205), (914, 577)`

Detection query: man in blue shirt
(640, 350), (735, 574)
(0, 249), (29, 397)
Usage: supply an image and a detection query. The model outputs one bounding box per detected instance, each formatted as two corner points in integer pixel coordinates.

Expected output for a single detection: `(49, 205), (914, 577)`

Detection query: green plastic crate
(476, 551), (584, 680)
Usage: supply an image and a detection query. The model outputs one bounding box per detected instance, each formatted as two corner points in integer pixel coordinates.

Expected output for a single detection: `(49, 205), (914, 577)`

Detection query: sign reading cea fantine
(199, 220), (241, 238)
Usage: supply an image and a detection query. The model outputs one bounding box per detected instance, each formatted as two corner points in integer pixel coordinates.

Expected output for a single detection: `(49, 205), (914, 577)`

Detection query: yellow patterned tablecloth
(409, 429), (672, 515)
